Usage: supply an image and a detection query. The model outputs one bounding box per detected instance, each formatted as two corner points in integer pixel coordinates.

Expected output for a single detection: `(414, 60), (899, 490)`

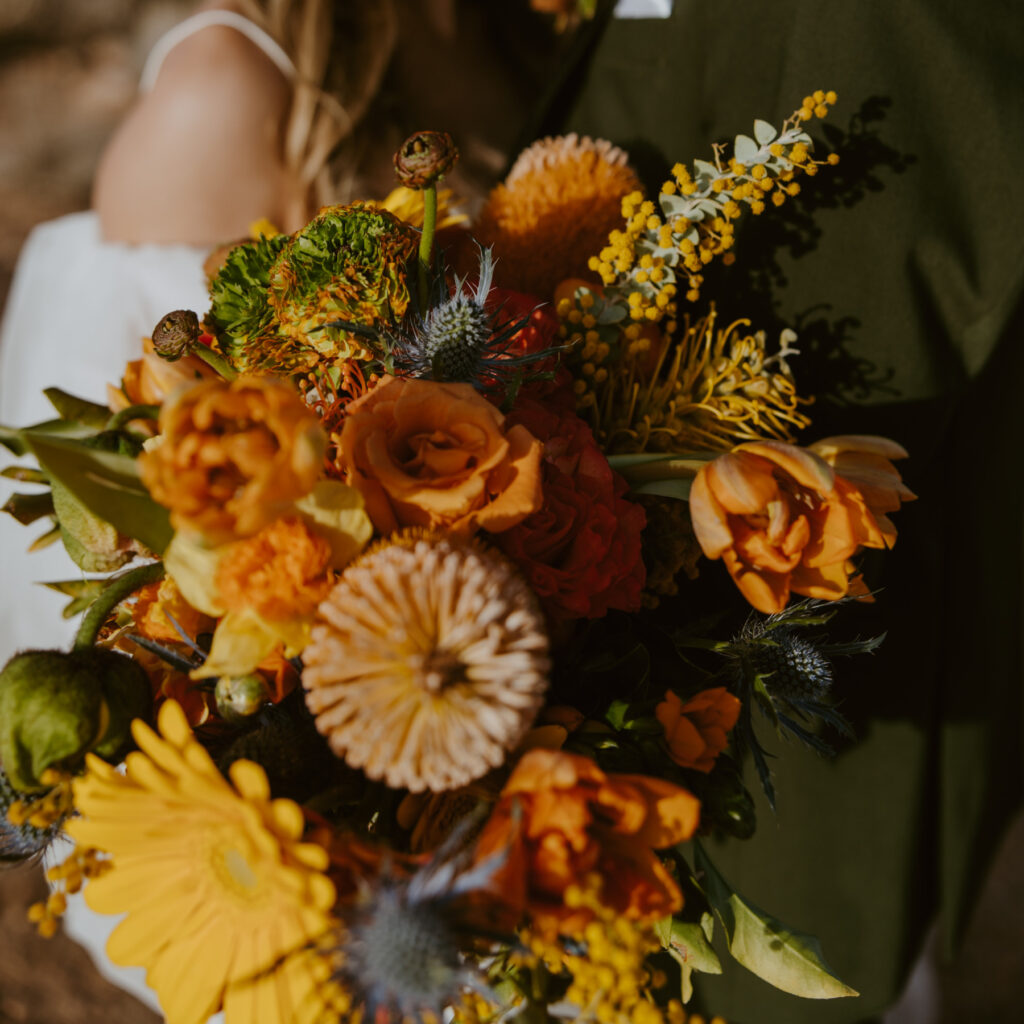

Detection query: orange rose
(140, 377), (325, 543)
(689, 439), (893, 614)
(656, 688), (741, 773)
(108, 336), (219, 412)
(337, 375), (543, 536)
(475, 749), (700, 936)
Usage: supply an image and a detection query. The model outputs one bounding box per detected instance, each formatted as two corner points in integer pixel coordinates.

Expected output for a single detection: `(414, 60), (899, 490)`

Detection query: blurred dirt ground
(0, 2), (1022, 1023)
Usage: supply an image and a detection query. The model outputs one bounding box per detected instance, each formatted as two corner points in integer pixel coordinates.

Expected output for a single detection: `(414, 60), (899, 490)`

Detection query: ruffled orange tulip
(808, 435), (916, 545)
(140, 376), (326, 544)
(656, 688), (741, 773)
(338, 375), (543, 536)
(689, 439), (896, 614)
(475, 749), (700, 936)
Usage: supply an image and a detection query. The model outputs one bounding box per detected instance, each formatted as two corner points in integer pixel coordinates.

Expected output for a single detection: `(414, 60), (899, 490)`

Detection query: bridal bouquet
(0, 92), (913, 1024)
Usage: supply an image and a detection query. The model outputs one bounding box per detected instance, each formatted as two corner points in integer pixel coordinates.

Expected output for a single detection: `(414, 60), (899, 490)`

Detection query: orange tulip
(656, 688), (741, 773)
(338, 375), (543, 536)
(475, 749), (700, 936)
(689, 439), (893, 614)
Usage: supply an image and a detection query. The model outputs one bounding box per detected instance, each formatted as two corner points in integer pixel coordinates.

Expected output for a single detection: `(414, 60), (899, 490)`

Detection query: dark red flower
(494, 396), (646, 620)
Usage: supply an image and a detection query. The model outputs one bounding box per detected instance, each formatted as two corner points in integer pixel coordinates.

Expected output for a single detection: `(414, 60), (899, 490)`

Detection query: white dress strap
(139, 9), (297, 92)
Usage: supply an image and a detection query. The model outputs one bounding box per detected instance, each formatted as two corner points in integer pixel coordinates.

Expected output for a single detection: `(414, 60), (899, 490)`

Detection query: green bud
(215, 674), (271, 723)
(0, 648), (151, 792)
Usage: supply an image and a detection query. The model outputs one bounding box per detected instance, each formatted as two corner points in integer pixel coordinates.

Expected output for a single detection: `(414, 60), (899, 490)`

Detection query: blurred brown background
(0, 1), (1021, 1022)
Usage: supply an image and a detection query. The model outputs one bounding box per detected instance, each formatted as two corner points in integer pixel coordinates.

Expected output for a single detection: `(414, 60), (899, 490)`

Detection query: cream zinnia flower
(65, 701), (337, 1024)
(302, 535), (550, 792)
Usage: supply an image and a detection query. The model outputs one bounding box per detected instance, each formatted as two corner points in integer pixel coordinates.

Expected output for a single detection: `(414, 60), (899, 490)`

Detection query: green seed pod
(0, 648), (151, 792)
(214, 674), (271, 723)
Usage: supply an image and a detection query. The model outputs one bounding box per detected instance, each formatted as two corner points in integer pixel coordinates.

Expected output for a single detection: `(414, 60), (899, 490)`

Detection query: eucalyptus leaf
(733, 134), (760, 164)
(753, 119), (778, 145)
(43, 388), (111, 429)
(693, 159), (718, 181)
(693, 840), (858, 998)
(23, 433), (172, 555)
(2, 491), (54, 526)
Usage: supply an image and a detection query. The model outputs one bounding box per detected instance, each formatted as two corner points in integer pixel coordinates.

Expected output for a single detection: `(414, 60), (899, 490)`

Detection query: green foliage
(693, 840), (857, 999)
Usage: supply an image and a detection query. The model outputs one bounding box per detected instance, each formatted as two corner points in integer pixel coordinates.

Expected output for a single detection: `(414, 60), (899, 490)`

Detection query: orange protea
(656, 687), (742, 773)
(302, 533), (550, 793)
(475, 748), (700, 937)
(139, 377), (325, 544)
(473, 134), (642, 300)
(689, 439), (895, 614)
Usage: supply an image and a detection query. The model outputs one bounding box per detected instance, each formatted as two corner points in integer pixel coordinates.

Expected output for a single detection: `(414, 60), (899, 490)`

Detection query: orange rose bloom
(689, 440), (891, 614)
(475, 749), (700, 936)
(108, 336), (219, 412)
(140, 377), (325, 543)
(656, 688), (741, 773)
(337, 375), (543, 536)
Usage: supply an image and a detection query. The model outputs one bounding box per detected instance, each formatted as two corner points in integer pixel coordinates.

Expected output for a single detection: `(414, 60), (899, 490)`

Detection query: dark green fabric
(541, 1), (1024, 1021)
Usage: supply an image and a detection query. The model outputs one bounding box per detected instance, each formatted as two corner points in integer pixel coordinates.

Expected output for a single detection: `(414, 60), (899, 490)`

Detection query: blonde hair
(233, 0), (398, 207)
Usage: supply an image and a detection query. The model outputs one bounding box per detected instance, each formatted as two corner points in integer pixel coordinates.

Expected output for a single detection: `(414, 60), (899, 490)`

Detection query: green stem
(417, 184), (438, 310)
(105, 404), (161, 431)
(73, 561), (165, 652)
(194, 345), (237, 381)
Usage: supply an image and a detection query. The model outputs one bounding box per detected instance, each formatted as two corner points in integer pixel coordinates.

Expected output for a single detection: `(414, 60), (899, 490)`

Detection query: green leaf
(43, 388), (111, 429)
(1, 466), (47, 484)
(23, 433), (172, 555)
(734, 134), (760, 164)
(693, 840), (858, 999)
(2, 491), (54, 526)
(753, 119), (778, 145)
(633, 478), (692, 501)
(0, 424), (29, 456)
(42, 579), (109, 619)
(27, 524), (61, 552)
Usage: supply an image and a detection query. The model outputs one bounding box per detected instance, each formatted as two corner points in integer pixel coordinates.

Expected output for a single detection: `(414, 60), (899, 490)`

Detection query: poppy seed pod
(151, 309), (200, 361)
(394, 131), (458, 190)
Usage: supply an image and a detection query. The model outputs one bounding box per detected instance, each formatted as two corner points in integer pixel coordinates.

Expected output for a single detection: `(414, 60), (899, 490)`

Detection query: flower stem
(194, 345), (237, 381)
(105, 405), (161, 431)
(73, 562), (166, 652)
(418, 184), (438, 310)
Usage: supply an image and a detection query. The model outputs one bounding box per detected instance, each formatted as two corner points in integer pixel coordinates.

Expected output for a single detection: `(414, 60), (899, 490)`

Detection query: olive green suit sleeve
(542, 2), (1024, 1021)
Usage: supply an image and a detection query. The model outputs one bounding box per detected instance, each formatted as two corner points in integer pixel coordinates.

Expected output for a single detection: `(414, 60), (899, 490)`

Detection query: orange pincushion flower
(689, 440), (891, 614)
(474, 135), (642, 299)
(337, 376), (543, 537)
(475, 749), (700, 936)
(140, 377), (325, 544)
(656, 688), (742, 773)
(216, 517), (333, 623)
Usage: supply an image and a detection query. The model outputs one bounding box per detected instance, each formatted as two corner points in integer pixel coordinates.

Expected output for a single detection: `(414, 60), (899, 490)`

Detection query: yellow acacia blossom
(65, 701), (337, 1024)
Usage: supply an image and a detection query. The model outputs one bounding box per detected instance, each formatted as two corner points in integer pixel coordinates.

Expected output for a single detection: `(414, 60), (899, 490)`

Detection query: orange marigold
(140, 377), (325, 544)
(656, 688), (742, 773)
(216, 517), (333, 622)
(475, 749), (700, 937)
(473, 135), (642, 300)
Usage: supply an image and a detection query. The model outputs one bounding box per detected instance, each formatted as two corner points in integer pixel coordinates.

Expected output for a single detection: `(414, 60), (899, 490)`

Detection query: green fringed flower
(269, 203), (418, 363)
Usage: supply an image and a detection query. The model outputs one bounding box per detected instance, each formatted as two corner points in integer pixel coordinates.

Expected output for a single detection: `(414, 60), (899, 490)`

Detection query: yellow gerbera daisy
(65, 701), (337, 1024)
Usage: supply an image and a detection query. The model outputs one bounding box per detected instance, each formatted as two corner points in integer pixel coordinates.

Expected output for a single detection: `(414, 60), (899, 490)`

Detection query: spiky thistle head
(754, 630), (834, 699)
(384, 246), (556, 391)
(334, 814), (505, 1022)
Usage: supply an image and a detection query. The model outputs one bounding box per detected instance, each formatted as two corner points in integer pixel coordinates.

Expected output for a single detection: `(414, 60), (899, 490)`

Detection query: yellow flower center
(210, 838), (262, 901)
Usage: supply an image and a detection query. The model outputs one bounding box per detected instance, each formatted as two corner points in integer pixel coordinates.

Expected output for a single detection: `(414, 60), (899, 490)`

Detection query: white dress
(0, 11), (295, 1019)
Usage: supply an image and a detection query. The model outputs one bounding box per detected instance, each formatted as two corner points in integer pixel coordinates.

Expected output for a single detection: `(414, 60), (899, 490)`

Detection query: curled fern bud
(394, 131), (458, 189)
(152, 309), (200, 361)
